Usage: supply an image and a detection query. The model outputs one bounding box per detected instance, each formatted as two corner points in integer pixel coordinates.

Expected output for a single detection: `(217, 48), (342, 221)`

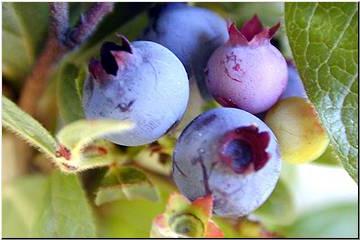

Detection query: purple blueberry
(280, 60), (307, 100)
(83, 35), (189, 146)
(173, 108), (281, 217)
(141, 3), (228, 97)
(206, 15), (288, 114)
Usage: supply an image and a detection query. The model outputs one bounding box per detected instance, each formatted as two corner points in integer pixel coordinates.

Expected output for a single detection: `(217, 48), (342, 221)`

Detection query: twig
(49, 3), (69, 41)
(65, 3), (114, 48)
(18, 35), (66, 115)
(17, 2), (114, 173)
(18, 2), (114, 115)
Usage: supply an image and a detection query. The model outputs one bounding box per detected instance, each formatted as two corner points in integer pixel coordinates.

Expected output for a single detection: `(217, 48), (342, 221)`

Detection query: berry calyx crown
(228, 15), (280, 46)
(218, 125), (271, 175)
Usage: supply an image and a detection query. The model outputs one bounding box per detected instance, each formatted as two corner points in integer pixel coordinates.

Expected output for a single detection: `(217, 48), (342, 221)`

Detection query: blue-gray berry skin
(280, 62), (307, 100)
(173, 108), (281, 217)
(141, 3), (228, 98)
(83, 37), (189, 146)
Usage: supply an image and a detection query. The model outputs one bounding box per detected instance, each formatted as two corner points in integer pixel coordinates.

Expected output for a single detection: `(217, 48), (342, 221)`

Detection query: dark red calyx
(55, 144), (71, 160)
(228, 15), (280, 46)
(218, 125), (270, 174)
(89, 58), (105, 82)
(100, 35), (132, 76)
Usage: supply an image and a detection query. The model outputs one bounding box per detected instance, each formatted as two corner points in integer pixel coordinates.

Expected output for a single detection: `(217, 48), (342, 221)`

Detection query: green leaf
(281, 202), (358, 238)
(2, 2), (49, 81)
(32, 171), (96, 237)
(56, 119), (133, 153)
(64, 139), (126, 172)
(254, 180), (295, 226)
(97, 173), (176, 237)
(285, 3), (358, 181)
(95, 166), (159, 205)
(2, 175), (48, 237)
(2, 97), (132, 173)
(2, 96), (57, 159)
(55, 119), (133, 172)
(57, 63), (86, 123)
(3, 172), (96, 238)
(134, 150), (172, 176)
(133, 137), (175, 176)
(75, 66), (86, 99)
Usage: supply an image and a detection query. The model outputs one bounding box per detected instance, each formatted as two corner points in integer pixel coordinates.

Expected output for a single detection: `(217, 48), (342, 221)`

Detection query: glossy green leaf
(285, 3), (358, 181)
(2, 2), (49, 81)
(254, 180), (295, 226)
(281, 202), (358, 238)
(95, 166), (159, 205)
(2, 96), (57, 159)
(57, 63), (86, 123)
(32, 171), (96, 237)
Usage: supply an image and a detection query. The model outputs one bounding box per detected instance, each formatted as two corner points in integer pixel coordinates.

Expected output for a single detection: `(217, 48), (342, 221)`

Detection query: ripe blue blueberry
(141, 3), (228, 97)
(206, 16), (288, 114)
(173, 108), (281, 217)
(280, 61), (307, 100)
(83, 35), (189, 146)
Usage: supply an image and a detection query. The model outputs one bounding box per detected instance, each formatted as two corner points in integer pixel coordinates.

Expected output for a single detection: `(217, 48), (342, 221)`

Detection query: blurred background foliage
(2, 2), (358, 238)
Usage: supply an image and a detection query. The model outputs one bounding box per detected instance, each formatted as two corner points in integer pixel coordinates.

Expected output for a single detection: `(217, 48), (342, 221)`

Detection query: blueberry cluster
(83, 3), (327, 217)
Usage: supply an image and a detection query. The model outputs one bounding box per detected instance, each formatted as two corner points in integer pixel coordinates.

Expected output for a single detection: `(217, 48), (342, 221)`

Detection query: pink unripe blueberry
(206, 15), (288, 114)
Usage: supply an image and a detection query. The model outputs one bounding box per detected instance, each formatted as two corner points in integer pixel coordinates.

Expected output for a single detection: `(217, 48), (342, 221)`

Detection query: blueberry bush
(2, 2), (358, 238)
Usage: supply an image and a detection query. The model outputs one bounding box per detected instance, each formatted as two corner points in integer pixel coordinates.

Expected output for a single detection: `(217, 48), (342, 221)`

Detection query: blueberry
(141, 3), (228, 98)
(83, 35), (189, 146)
(173, 108), (281, 217)
(206, 16), (288, 114)
(280, 60), (307, 100)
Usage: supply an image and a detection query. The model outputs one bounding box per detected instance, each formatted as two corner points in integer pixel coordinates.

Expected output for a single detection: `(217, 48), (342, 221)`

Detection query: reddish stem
(18, 2), (114, 115)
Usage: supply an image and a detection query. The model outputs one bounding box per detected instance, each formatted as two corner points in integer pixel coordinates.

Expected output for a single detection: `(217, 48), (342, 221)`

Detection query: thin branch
(18, 2), (114, 115)
(17, 2), (115, 173)
(18, 35), (66, 114)
(65, 3), (114, 48)
(49, 3), (69, 41)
